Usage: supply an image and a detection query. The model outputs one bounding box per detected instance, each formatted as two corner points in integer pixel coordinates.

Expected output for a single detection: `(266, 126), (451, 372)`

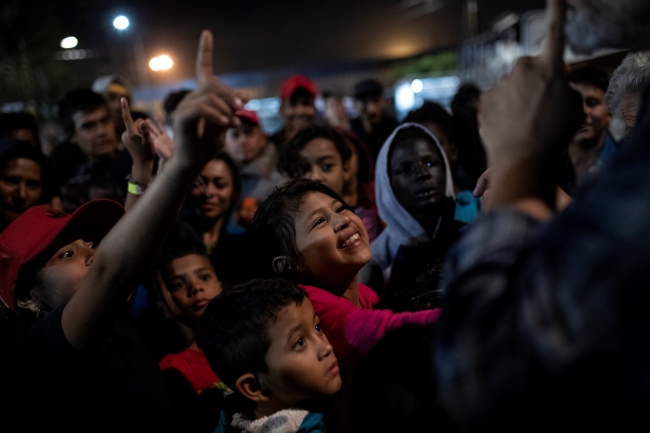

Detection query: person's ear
(236, 373), (269, 403)
(272, 256), (292, 275)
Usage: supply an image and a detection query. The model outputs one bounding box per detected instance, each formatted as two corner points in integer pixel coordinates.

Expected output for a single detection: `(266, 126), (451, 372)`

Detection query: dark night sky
(56, 0), (545, 84)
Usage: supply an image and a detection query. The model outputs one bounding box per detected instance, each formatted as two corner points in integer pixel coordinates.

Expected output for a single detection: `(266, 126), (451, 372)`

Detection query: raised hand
(478, 0), (583, 211)
(479, 0), (582, 164)
(144, 119), (174, 175)
(171, 30), (244, 170)
(145, 119), (174, 160)
(121, 98), (156, 169)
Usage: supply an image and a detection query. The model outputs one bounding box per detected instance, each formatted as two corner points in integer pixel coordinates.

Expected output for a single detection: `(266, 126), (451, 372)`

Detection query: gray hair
(605, 52), (650, 118)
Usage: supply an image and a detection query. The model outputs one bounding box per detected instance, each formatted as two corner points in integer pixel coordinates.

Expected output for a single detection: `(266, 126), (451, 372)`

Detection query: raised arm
(120, 98), (156, 212)
(478, 0), (582, 220)
(62, 31), (243, 349)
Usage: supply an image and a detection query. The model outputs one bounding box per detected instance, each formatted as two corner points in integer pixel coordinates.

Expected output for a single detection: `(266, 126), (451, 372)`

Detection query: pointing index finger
(540, 0), (567, 72)
(196, 30), (214, 87)
(121, 98), (134, 130)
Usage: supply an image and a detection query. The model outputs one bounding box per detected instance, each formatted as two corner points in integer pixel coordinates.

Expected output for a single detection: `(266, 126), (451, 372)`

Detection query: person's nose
(189, 278), (205, 296)
(307, 167), (324, 183)
(317, 335), (334, 361)
(13, 183), (27, 202)
(414, 162), (431, 181)
(204, 181), (218, 197)
(333, 212), (351, 233)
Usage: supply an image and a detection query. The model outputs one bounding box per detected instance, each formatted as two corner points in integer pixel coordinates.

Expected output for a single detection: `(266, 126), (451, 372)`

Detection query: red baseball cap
(235, 109), (261, 127)
(0, 199), (124, 311)
(279, 75), (317, 100)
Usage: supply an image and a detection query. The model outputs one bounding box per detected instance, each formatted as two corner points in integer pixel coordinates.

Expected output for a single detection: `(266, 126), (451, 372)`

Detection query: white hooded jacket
(370, 122), (455, 272)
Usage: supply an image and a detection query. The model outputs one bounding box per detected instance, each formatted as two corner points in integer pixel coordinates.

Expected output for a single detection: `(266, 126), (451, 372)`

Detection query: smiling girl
(252, 179), (439, 371)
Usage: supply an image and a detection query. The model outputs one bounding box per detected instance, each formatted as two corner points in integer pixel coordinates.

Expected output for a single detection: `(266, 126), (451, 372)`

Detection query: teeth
(342, 233), (360, 247)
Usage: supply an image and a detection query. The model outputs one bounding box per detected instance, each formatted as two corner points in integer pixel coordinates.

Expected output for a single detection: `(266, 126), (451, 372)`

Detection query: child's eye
(315, 323), (322, 333)
(336, 206), (345, 213)
(294, 338), (304, 348)
(321, 163), (334, 172)
(200, 274), (211, 281)
(58, 250), (74, 259)
(313, 217), (325, 227)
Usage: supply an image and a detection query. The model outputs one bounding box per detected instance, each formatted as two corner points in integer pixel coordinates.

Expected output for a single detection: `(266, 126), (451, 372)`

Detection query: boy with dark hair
(566, 66), (615, 181)
(155, 225), (227, 433)
(198, 278), (341, 432)
(53, 89), (122, 211)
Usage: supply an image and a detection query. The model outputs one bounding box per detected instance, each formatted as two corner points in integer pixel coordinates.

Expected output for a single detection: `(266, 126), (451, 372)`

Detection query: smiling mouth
(341, 233), (360, 248)
(415, 188), (437, 199)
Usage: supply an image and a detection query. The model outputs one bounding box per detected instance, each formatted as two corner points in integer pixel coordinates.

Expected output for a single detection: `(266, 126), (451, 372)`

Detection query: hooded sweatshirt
(371, 123), (456, 273)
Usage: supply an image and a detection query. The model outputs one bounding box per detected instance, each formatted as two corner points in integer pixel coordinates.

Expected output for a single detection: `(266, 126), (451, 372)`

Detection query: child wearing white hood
(371, 123), (463, 281)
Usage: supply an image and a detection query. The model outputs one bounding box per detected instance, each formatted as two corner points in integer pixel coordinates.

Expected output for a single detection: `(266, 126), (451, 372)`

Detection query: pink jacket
(302, 283), (440, 371)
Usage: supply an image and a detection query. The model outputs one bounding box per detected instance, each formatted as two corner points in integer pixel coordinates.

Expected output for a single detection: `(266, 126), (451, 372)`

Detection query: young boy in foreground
(198, 278), (342, 433)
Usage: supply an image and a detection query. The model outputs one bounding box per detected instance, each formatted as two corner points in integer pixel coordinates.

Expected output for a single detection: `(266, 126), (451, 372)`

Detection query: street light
(149, 55), (173, 71)
(411, 79), (424, 93)
(60, 37), (78, 49)
(113, 15), (129, 30)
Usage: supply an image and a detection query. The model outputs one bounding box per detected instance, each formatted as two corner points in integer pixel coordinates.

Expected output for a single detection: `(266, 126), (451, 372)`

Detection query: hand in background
(145, 119), (174, 175)
(121, 98), (156, 169)
(477, 0), (583, 213)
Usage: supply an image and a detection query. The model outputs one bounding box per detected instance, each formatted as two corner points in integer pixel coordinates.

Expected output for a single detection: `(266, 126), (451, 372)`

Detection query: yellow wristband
(127, 181), (146, 196)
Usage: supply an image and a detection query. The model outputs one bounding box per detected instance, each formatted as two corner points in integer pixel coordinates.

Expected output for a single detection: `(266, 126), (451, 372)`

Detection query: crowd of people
(2, 0), (650, 431)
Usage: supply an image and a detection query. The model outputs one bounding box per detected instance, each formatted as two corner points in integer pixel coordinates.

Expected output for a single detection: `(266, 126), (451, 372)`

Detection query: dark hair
(156, 221), (209, 274)
(566, 66), (610, 94)
(279, 126), (352, 179)
(58, 89), (107, 137)
(0, 112), (40, 144)
(163, 90), (191, 118)
(197, 278), (307, 390)
(251, 179), (352, 281)
(451, 83), (481, 115)
(403, 102), (456, 144)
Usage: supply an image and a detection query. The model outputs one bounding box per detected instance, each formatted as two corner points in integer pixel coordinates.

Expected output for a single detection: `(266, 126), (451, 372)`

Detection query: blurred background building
(0, 0), (627, 134)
